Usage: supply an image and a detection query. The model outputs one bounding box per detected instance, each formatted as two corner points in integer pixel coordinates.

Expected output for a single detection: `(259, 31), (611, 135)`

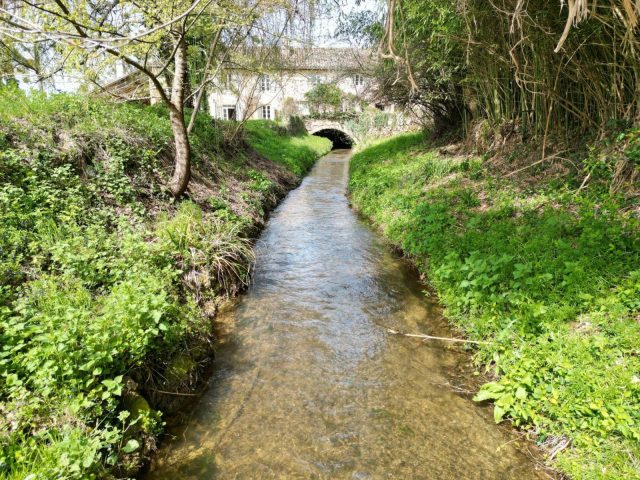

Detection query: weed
(349, 131), (640, 479)
(0, 88), (330, 478)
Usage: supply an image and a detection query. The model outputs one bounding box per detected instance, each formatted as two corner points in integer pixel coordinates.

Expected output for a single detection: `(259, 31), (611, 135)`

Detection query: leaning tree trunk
(167, 28), (191, 197)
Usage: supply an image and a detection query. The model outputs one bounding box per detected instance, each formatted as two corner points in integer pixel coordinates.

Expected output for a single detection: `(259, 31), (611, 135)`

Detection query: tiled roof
(99, 47), (374, 99)
(278, 47), (373, 71)
(227, 47), (374, 72)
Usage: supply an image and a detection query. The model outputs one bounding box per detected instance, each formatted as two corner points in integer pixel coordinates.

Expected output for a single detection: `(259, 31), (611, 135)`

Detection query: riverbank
(145, 149), (547, 479)
(348, 131), (640, 479)
(0, 88), (331, 479)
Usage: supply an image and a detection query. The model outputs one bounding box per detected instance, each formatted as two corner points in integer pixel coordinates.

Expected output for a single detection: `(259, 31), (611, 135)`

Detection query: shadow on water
(145, 150), (551, 480)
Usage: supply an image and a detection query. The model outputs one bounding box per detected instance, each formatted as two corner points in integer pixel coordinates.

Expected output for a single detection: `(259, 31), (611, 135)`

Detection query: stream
(145, 149), (547, 479)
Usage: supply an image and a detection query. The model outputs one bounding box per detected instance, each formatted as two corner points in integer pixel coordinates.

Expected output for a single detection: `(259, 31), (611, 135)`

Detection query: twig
(149, 388), (200, 397)
(548, 437), (571, 460)
(574, 171), (591, 195)
(504, 151), (567, 177)
(386, 328), (489, 345)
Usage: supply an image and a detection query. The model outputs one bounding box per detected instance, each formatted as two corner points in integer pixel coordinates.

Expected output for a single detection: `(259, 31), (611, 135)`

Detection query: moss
(164, 354), (197, 386)
(123, 393), (151, 420)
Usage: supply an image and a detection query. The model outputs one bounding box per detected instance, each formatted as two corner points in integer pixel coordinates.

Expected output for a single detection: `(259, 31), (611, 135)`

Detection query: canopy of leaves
(304, 83), (343, 115)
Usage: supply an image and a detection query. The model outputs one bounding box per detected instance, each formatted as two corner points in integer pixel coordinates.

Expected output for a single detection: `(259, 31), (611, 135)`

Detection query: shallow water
(146, 150), (547, 479)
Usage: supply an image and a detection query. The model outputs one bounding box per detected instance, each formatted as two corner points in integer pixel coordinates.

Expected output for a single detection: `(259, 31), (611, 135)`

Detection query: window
(221, 72), (238, 90)
(223, 105), (236, 121)
(261, 105), (271, 120)
(259, 75), (271, 92)
(309, 74), (323, 86)
(354, 74), (365, 87)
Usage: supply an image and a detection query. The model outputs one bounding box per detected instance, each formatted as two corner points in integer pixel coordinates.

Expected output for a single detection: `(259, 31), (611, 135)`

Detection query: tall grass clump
(378, 0), (640, 140)
(462, 0), (640, 137)
(156, 202), (256, 296)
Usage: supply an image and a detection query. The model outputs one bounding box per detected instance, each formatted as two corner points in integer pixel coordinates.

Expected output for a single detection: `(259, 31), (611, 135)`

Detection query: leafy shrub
(304, 83), (343, 116)
(287, 116), (308, 136)
(0, 89), (330, 478)
(247, 169), (273, 193)
(349, 131), (640, 479)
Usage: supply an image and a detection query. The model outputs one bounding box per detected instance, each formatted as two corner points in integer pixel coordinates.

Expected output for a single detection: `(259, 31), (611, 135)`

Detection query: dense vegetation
(348, 2), (640, 475)
(2, 0), (639, 478)
(370, 0), (640, 139)
(0, 87), (331, 479)
(349, 131), (640, 479)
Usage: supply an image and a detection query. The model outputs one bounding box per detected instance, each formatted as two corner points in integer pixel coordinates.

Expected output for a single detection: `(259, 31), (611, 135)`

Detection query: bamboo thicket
(384, 0), (640, 137)
(462, 0), (640, 136)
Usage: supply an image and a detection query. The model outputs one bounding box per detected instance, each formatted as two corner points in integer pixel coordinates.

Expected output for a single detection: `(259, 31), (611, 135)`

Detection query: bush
(304, 83), (343, 117)
(286, 116), (308, 136)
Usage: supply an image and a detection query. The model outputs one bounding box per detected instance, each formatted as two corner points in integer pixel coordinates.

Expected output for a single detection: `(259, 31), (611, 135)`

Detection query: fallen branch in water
(386, 329), (489, 345)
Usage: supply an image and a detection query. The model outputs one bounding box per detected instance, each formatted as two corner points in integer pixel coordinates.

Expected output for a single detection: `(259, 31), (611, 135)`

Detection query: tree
(304, 83), (343, 116)
(336, 0), (465, 131)
(0, 0), (222, 195)
(343, 0), (640, 137)
(1, 0), (319, 194)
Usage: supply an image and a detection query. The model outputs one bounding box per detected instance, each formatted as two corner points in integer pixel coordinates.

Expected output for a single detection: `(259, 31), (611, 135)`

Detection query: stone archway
(304, 119), (356, 148)
(311, 128), (354, 148)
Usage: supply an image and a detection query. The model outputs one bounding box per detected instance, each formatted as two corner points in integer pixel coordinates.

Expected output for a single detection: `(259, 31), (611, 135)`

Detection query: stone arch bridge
(304, 119), (356, 148)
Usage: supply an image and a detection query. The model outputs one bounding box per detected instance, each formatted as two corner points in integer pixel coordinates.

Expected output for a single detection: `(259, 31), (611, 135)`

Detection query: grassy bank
(349, 132), (640, 479)
(0, 87), (331, 479)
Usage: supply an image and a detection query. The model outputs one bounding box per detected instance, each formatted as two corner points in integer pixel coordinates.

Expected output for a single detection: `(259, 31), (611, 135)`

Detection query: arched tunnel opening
(312, 128), (354, 149)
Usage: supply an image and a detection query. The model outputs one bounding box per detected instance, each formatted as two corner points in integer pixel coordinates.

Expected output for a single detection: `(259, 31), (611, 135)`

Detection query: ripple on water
(145, 150), (549, 480)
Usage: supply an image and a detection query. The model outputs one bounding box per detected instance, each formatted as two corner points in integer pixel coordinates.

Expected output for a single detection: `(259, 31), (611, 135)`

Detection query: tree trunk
(168, 107), (191, 197)
(168, 28), (191, 197)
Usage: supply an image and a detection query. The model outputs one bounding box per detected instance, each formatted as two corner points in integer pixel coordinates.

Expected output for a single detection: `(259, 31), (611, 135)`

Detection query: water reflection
(146, 150), (547, 479)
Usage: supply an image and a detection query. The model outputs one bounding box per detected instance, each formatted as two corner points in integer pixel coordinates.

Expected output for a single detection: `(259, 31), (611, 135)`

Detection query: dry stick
(149, 388), (200, 397)
(386, 328), (489, 345)
(504, 151), (568, 177)
(574, 171), (591, 195)
(548, 438), (572, 460)
(541, 54), (565, 160)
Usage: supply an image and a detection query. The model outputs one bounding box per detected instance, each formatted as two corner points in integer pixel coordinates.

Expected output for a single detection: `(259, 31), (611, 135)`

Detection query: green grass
(349, 131), (640, 479)
(0, 87), (329, 479)
(244, 120), (332, 175)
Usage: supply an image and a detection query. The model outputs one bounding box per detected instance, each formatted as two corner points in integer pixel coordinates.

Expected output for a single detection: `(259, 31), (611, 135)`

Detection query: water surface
(146, 150), (547, 479)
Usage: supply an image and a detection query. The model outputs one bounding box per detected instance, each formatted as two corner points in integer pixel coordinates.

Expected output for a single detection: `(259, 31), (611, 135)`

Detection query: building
(97, 46), (400, 129)
(207, 47), (388, 121)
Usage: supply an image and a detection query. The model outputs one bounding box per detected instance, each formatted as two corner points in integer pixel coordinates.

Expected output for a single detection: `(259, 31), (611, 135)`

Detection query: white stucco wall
(206, 69), (376, 121)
